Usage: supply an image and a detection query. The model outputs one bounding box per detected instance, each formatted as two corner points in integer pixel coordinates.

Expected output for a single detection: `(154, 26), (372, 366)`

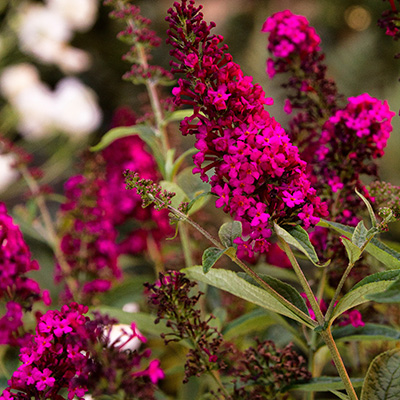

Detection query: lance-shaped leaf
(202, 247), (235, 273)
(274, 223), (330, 267)
(330, 390), (350, 400)
(366, 275), (400, 303)
(218, 221), (242, 249)
(182, 266), (315, 327)
(341, 236), (362, 264)
(176, 167), (211, 215)
(329, 323), (400, 344)
(318, 219), (400, 269)
(355, 188), (377, 228)
(163, 109), (198, 123)
(352, 220), (369, 248)
(237, 272), (309, 315)
(331, 270), (400, 322)
(360, 349), (400, 400)
(90, 124), (165, 175)
(288, 377), (364, 392)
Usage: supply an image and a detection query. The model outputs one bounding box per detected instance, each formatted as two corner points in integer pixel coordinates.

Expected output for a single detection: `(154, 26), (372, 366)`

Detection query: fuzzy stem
(19, 165), (78, 298)
(179, 222), (195, 268)
(277, 236), (325, 326)
(320, 327), (359, 400)
(325, 261), (353, 322)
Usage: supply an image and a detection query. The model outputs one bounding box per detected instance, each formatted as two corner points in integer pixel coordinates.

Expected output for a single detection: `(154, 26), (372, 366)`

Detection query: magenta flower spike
(166, 0), (327, 258)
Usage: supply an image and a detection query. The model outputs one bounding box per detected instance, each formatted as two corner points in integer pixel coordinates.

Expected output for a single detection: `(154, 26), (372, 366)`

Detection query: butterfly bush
(263, 10), (395, 266)
(0, 203), (50, 347)
(56, 156), (121, 303)
(262, 9), (340, 165)
(315, 93), (395, 226)
(166, 0), (327, 259)
(103, 108), (173, 256)
(1, 303), (163, 399)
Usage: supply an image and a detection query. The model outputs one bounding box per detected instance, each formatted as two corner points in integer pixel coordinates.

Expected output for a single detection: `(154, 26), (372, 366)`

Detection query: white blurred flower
(54, 46), (91, 74)
(13, 83), (56, 140)
(17, 4), (72, 64)
(46, 0), (98, 32)
(106, 324), (143, 351)
(0, 63), (40, 99)
(53, 77), (102, 139)
(0, 153), (19, 193)
(122, 302), (140, 313)
(0, 65), (102, 140)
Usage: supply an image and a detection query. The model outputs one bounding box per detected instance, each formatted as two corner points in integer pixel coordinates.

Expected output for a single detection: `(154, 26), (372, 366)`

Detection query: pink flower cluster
(314, 93), (395, 226)
(103, 108), (173, 256)
(262, 10), (340, 163)
(1, 304), (163, 399)
(319, 93), (394, 162)
(2, 303), (93, 399)
(56, 170), (121, 302)
(262, 9), (321, 79)
(0, 203), (50, 347)
(166, 0), (326, 258)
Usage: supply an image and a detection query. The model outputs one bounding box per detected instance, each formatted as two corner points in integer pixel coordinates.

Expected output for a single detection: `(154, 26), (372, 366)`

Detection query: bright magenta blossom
(166, 0), (326, 258)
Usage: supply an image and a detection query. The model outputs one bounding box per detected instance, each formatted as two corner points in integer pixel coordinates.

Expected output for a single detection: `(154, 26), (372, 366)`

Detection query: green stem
(277, 236), (325, 326)
(179, 222), (194, 268)
(167, 205), (317, 328)
(325, 235), (373, 322)
(325, 261), (354, 322)
(19, 165), (78, 298)
(320, 327), (359, 400)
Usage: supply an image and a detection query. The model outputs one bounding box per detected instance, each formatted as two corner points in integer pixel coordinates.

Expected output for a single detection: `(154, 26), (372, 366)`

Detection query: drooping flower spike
(166, 0), (327, 258)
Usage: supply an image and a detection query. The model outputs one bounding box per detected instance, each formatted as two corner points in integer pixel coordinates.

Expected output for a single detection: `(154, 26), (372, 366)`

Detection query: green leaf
(170, 148), (197, 180)
(318, 219), (400, 269)
(356, 188), (377, 228)
(202, 247), (226, 273)
(159, 180), (187, 208)
(330, 390), (350, 399)
(352, 220), (368, 248)
(222, 308), (276, 339)
(361, 349), (400, 400)
(288, 377), (364, 392)
(176, 167), (211, 214)
(330, 323), (400, 344)
(331, 270), (400, 322)
(341, 236), (362, 264)
(99, 276), (152, 307)
(186, 192), (211, 215)
(90, 124), (165, 175)
(237, 272), (309, 316)
(222, 308), (308, 352)
(92, 307), (168, 337)
(218, 221), (242, 249)
(274, 223), (330, 267)
(164, 109), (196, 123)
(164, 148), (176, 181)
(367, 275), (400, 303)
(182, 266), (315, 327)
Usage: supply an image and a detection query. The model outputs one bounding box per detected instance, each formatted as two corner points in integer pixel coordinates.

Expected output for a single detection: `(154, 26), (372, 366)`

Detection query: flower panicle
(124, 170), (176, 211)
(0, 202), (50, 347)
(56, 154), (121, 304)
(166, 0), (327, 260)
(2, 304), (163, 399)
(145, 271), (224, 382)
(104, 0), (174, 86)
